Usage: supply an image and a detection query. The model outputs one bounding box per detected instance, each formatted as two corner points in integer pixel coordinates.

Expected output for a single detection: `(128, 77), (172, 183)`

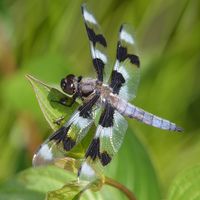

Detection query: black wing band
(85, 103), (114, 166)
(84, 24), (107, 47)
(117, 42), (140, 66)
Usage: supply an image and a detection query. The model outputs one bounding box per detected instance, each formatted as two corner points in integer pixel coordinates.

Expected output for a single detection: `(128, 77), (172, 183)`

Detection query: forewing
(110, 24), (140, 101)
(81, 4), (110, 82)
(33, 94), (100, 166)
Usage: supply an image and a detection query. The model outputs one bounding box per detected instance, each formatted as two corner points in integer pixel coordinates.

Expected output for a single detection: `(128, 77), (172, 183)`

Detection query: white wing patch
(37, 144), (53, 160)
(91, 45), (107, 63)
(64, 111), (91, 129)
(80, 162), (95, 178)
(83, 9), (97, 24)
(101, 127), (112, 137)
(76, 116), (91, 129)
(95, 125), (112, 138)
(118, 66), (129, 79)
(32, 144), (53, 167)
(114, 60), (120, 70)
(120, 29), (135, 44)
(95, 125), (101, 138)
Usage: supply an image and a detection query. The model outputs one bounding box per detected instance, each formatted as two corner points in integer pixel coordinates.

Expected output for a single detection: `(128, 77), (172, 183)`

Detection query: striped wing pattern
(110, 24), (140, 101)
(84, 104), (127, 166)
(33, 94), (100, 166)
(78, 104), (127, 181)
(81, 4), (109, 82)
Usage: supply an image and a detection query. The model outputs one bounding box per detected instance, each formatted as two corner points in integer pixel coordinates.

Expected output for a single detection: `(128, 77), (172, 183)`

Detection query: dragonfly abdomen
(113, 97), (182, 132)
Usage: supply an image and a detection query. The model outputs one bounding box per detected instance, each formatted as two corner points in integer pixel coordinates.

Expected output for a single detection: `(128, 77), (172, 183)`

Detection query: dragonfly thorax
(79, 78), (97, 97)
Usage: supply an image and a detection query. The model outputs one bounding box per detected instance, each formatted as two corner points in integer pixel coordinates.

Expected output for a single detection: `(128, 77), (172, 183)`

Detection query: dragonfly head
(61, 74), (78, 95)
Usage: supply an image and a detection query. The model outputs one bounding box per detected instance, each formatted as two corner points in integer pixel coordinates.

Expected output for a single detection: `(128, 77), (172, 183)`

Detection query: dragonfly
(33, 4), (183, 179)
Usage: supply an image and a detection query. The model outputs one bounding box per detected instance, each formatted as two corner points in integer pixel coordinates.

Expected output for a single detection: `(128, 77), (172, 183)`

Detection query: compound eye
(60, 74), (75, 95)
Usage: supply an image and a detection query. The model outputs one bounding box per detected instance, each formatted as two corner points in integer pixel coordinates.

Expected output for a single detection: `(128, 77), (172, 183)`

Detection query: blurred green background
(0, 0), (200, 199)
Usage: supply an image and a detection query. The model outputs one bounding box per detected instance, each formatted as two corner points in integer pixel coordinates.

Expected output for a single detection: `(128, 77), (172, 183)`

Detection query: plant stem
(104, 177), (137, 200)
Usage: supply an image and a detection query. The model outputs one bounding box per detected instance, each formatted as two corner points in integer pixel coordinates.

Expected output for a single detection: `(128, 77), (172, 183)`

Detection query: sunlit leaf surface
(0, 166), (103, 200)
(167, 165), (200, 200)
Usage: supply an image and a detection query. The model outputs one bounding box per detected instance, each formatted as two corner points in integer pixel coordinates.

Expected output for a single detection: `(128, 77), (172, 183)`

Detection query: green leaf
(167, 164), (200, 200)
(26, 74), (78, 131)
(0, 166), (104, 200)
(0, 166), (73, 200)
(19, 166), (75, 192)
(46, 182), (84, 200)
(47, 180), (103, 200)
(0, 188), (44, 200)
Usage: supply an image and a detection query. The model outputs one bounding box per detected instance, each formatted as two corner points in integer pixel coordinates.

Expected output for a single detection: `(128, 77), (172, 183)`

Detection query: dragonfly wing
(78, 104), (127, 181)
(84, 104), (128, 167)
(81, 4), (110, 82)
(33, 94), (100, 166)
(110, 24), (140, 101)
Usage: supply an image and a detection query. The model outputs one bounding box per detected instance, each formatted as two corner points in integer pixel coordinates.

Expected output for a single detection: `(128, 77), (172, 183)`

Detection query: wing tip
(119, 23), (129, 31)
(32, 143), (54, 167)
(119, 24), (123, 32)
(81, 3), (97, 25)
(81, 3), (86, 15)
(78, 161), (96, 181)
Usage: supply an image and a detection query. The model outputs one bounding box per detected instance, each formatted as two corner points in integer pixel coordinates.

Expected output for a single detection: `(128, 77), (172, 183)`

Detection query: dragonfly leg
(51, 94), (77, 107)
(53, 116), (65, 126)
